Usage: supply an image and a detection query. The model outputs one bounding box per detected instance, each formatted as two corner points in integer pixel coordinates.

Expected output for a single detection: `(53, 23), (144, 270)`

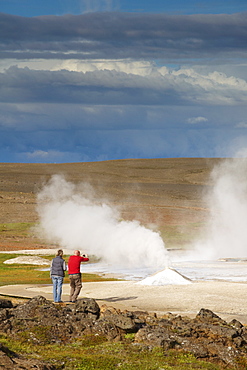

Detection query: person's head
(56, 249), (63, 257)
(74, 250), (80, 256)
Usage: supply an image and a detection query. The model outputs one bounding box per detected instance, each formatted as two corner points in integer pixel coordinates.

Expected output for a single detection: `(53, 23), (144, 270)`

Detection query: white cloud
(0, 59), (59, 73)
(187, 116), (208, 124)
(26, 150), (58, 159)
(172, 68), (247, 104)
(2, 63), (247, 107)
(54, 59), (155, 76)
(0, 58), (155, 76)
(214, 136), (247, 158)
(235, 147), (247, 157)
(21, 150), (85, 163)
(79, 0), (116, 13)
(235, 122), (247, 129)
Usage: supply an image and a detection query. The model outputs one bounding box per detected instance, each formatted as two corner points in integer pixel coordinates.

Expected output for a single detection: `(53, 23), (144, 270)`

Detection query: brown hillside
(0, 158), (221, 250)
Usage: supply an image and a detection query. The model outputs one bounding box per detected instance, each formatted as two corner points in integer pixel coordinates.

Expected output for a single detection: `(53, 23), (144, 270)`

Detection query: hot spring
(36, 159), (247, 286)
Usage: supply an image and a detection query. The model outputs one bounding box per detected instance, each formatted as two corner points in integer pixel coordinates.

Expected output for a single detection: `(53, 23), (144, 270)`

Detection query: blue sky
(1, 1), (247, 163)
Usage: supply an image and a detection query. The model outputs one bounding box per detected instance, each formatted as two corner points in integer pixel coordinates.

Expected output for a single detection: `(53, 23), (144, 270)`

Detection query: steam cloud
(36, 159), (247, 268)
(193, 159), (247, 259)
(36, 175), (169, 268)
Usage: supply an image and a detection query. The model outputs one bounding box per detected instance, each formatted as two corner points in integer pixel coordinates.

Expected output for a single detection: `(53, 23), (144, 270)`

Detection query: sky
(1, 1), (247, 163)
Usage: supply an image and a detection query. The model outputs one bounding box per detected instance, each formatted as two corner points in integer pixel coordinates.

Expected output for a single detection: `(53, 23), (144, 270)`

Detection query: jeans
(51, 276), (64, 302)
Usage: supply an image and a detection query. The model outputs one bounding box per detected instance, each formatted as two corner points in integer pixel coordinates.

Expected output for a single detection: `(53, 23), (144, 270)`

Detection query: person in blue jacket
(50, 249), (66, 303)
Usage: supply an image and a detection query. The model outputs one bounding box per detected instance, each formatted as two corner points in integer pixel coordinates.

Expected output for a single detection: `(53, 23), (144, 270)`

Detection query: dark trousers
(69, 273), (82, 302)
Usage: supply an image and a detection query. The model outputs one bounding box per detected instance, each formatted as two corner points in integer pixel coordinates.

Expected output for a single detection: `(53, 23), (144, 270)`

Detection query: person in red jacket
(68, 250), (89, 302)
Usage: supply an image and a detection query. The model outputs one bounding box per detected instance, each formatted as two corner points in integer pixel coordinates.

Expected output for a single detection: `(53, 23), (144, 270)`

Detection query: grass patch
(0, 222), (35, 237)
(0, 253), (53, 285)
(0, 334), (233, 370)
(0, 253), (117, 286)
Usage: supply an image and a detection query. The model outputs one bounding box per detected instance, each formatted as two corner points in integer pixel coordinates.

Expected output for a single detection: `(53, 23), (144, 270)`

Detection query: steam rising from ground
(36, 159), (247, 269)
(192, 159), (247, 260)
(36, 175), (169, 269)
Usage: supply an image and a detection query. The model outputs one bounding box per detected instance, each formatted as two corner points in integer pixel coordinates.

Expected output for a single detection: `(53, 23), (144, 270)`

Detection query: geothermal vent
(137, 268), (192, 286)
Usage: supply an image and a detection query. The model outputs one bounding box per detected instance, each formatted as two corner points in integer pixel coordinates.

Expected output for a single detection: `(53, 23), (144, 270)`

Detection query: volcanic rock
(0, 296), (247, 367)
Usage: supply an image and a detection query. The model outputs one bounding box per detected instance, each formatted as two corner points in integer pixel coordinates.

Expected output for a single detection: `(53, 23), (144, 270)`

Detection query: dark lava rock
(0, 297), (247, 367)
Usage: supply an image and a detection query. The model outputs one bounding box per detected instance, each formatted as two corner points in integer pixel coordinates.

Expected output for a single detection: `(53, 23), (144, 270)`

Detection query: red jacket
(68, 255), (89, 274)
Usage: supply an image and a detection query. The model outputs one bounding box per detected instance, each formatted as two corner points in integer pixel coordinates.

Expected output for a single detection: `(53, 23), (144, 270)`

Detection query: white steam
(193, 159), (247, 260)
(36, 175), (169, 268)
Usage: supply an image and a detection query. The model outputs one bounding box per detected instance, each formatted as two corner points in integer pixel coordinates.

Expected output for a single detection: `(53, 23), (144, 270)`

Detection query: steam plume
(36, 175), (169, 268)
(193, 159), (247, 259)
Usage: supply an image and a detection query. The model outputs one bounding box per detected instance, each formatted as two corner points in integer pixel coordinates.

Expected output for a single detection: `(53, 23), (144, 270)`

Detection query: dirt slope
(0, 158), (221, 250)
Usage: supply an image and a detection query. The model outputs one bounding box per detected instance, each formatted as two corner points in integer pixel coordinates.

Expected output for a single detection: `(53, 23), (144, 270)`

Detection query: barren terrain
(0, 158), (221, 250)
(3, 158), (247, 325)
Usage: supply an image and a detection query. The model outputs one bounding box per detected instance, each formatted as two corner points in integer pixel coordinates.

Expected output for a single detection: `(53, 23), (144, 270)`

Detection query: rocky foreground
(0, 296), (247, 369)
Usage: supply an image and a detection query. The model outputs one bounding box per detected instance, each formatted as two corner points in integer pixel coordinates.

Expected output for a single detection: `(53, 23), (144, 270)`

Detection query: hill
(0, 158), (221, 250)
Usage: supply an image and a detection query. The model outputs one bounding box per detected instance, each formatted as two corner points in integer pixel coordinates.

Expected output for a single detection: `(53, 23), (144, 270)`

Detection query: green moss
(0, 334), (241, 370)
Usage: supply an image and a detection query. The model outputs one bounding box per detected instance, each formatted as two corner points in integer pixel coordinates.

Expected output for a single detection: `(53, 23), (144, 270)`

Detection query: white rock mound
(137, 268), (192, 286)
(4, 256), (51, 265)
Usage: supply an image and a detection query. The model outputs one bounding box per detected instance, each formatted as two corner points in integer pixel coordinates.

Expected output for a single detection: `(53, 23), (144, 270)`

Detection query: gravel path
(1, 280), (247, 324)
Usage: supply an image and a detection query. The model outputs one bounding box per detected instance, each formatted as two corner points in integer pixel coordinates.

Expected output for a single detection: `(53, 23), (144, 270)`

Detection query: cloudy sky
(1, 0), (247, 163)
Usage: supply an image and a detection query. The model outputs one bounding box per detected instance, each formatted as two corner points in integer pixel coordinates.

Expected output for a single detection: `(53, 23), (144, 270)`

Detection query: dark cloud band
(1, 12), (247, 61)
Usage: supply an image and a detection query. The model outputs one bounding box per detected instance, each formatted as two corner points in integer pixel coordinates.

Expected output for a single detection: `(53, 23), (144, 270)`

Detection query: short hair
(56, 249), (63, 257)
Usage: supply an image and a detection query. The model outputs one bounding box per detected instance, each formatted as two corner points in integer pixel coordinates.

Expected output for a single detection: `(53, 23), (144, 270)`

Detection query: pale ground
(0, 280), (247, 324)
(0, 249), (247, 324)
(27, 280), (247, 324)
